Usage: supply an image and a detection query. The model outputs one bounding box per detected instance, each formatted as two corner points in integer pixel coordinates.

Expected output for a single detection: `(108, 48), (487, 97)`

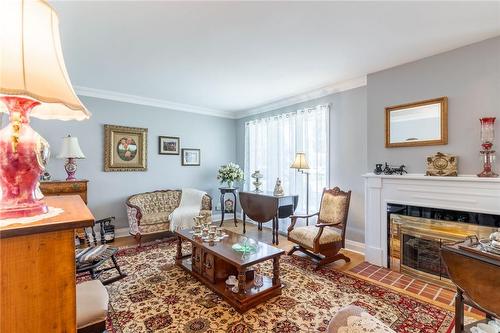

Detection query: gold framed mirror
(385, 97), (448, 148)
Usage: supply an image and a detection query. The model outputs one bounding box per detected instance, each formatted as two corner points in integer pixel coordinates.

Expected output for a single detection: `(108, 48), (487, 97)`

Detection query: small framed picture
(181, 148), (200, 166)
(159, 136), (180, 155)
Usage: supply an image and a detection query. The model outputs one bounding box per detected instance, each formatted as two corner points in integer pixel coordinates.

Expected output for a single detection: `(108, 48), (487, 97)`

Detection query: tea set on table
(190, 215), (228, 242)
(225, 268), (264, 294)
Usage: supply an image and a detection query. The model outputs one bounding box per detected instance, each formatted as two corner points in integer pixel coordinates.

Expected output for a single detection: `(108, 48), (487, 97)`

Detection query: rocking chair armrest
(288, 212), (319, 233)
(290, 212), (319, 220)
(315, 222), (341, 228)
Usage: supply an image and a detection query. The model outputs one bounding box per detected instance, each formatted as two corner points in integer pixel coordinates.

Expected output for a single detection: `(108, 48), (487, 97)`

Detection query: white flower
(217, 163), (244, 183)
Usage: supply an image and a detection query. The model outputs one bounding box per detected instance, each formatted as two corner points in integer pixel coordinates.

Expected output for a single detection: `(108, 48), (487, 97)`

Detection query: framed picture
(385, 97), (448, 148)
(104, 124), (147, 172)
(181, 148), (200, 166)
(159, 136), (180, 155)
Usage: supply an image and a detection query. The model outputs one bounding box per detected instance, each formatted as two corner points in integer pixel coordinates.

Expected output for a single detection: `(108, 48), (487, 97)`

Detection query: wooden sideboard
(39, 179), (88, 204)
(0, 195), (94, 333)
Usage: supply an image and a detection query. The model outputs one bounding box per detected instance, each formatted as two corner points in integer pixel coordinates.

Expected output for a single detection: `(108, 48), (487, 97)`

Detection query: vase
(226, 181), (233, 188)
(0, 96), (50, 219)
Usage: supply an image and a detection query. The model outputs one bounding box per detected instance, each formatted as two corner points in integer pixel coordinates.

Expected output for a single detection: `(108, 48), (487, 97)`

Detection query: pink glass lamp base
(65, 158), (78, 181)
(0, 97), (48, 219)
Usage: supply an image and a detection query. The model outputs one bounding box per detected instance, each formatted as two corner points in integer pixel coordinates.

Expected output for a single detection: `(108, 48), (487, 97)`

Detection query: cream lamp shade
(0, 0), (90, 120)
(58, 135), (85, 159)
(290, 152), (310, 170)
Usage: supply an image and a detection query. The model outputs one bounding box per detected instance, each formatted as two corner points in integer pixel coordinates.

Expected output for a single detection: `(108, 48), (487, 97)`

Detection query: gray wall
(33, 96), (237, 229)
(236, 87), (367, 243)
(367, 36), (500, 174)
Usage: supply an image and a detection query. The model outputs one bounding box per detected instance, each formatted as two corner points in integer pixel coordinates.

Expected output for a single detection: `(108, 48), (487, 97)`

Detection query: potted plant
(217, 163), (244, 188)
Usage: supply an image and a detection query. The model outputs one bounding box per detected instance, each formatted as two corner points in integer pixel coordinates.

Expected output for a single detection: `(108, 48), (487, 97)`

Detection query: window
(244, 104), (329, 229)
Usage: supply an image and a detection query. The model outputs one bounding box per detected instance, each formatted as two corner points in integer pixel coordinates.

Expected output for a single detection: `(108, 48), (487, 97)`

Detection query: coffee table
(175, 228), (284, 313)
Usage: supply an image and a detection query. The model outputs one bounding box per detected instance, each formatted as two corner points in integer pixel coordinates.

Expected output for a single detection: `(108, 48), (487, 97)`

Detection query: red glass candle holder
(0, 97), (49, 219)
(478, 117), (498, 178)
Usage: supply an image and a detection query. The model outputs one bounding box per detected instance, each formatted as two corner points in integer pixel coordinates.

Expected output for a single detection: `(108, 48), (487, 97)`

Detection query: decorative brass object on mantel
(385, 97), (448, 148)
(426, 152), (458, 176)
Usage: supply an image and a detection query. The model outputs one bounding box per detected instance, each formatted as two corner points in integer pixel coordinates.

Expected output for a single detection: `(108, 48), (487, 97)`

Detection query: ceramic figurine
(374, 164), (383, 175)
(273, 178), (284, 196)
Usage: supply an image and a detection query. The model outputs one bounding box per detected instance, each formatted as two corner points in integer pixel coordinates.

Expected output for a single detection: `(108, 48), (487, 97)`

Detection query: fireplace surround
(363, 174), (500, 269)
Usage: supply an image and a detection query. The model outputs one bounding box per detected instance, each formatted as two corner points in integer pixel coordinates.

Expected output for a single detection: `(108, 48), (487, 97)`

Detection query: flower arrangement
(217, 163), (244, 188)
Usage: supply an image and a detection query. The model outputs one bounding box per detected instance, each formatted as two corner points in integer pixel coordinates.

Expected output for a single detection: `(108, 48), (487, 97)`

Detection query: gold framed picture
(104, 124), (147, 172)
(385, 97), (448, 148)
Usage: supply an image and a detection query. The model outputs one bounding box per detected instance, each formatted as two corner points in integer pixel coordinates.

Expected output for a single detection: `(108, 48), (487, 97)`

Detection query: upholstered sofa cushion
(289, 225), (342, 249)
(141, 212), (170, 225)
(327, 305), (395, 333)
(76, 280), (109, 329)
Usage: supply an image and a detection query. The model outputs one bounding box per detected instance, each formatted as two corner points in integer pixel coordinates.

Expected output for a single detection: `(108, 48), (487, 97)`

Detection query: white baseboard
(115, 227), (131, 238)
(345, 239), (365, 255)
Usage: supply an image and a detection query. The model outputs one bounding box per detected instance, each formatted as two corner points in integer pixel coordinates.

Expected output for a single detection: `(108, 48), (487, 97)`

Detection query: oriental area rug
(93, 239), (455, 333)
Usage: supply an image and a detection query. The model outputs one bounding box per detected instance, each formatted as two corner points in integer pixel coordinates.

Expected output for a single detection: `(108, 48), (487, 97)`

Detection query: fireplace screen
(389, 212), (496, 287)
(401, 234), (449, 280)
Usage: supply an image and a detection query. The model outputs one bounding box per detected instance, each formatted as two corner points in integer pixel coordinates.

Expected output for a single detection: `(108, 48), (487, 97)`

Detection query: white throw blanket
(169, 188), (206, 231)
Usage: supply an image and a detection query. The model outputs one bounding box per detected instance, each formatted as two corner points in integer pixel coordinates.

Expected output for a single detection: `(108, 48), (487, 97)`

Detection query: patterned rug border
(105, 237), (456, 333)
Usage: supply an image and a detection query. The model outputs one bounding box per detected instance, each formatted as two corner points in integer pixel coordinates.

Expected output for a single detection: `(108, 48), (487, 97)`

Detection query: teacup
(208, 231), (216, 241)
(227, 275), (237, 284)
(477, 323), (497, 333)
(216, 227), (223, 237)
(193, 225), (202, 235)
(209, 225), (217, 233)
(202, 228), (209, 237)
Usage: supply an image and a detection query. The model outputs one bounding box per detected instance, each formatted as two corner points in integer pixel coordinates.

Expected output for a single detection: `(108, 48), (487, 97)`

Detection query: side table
(219, 187), (238, 227)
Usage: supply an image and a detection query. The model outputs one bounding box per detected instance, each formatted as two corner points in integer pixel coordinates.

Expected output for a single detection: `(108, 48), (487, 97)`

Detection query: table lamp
(290, 152), (311, 224)
(0, 0), (90, 219)
(58, 135), (86, 181)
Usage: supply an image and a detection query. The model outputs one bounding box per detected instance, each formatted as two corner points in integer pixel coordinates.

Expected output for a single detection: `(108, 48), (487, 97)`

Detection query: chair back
(82, 217), (115, 247)
(317, 187), (351, 242)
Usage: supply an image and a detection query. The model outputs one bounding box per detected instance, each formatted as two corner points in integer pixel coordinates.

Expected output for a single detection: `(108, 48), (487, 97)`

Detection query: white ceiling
(51, 1), (500, 118)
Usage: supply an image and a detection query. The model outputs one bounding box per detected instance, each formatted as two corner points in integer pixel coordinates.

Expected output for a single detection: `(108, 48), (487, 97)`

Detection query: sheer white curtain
(244, 104), (329, 230)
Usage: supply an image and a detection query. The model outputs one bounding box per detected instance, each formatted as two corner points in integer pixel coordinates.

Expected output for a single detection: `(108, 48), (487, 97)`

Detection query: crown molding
(235, 76), (367, 119)
(74, 86), (237, 119)
(74, 76), (366, 120)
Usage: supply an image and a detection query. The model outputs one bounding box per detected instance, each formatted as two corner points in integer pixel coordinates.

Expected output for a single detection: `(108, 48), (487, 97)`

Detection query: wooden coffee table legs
(238, 268), (246, 296)
(176, 236), (190, 264)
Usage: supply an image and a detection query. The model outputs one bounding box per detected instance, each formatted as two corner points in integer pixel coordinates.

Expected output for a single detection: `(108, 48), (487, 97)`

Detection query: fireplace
(363, 174), (500, 269)
(387, 204), (499, 287)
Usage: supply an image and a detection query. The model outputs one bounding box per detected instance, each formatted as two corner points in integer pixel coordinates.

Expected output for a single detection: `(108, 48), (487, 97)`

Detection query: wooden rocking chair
(287, 187), (351, 269)
(76, 217), (127, 285)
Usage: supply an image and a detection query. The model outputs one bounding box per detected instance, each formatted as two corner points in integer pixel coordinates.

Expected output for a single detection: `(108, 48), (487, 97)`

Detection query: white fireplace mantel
(363, 173), (500, 267)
